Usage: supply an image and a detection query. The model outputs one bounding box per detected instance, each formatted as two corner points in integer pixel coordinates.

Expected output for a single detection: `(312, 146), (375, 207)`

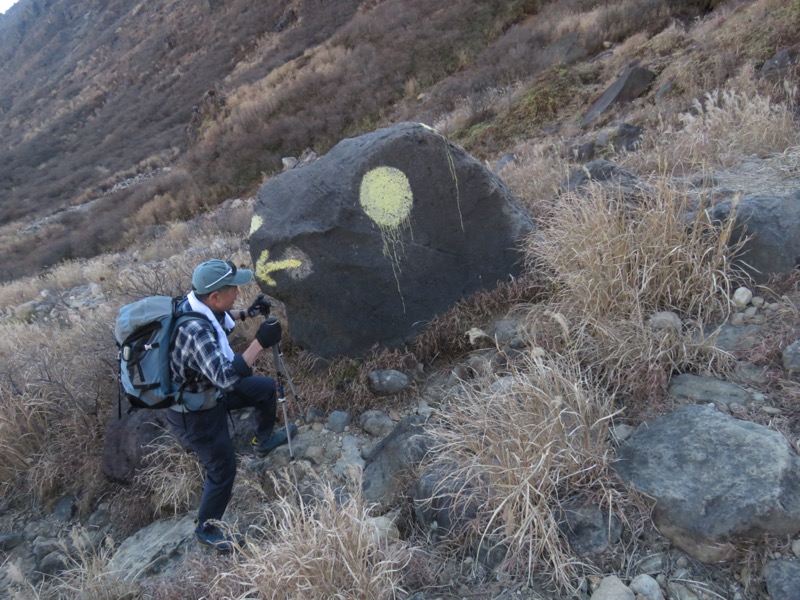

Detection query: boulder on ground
(101, 406), (168, 483)
(582, 66), (655, 127)
(249, 122), (534, 358)
(614, 404), (800, 563)
(711, 190), (800, 283)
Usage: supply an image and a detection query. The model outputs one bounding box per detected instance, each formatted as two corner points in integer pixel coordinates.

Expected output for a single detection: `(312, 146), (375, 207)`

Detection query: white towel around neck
(186, 291), (236, 361)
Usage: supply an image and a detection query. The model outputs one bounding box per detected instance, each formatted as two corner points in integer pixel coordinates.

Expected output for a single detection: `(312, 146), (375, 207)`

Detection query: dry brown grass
(135, 432), (204, 517)
(423, 351), (619, 592)
(214, 474), (418, 599)
(626, 69), (800, 174)
(524, 176), (742, 398)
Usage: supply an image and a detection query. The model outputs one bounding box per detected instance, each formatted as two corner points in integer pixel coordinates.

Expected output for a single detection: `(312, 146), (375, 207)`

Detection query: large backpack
(114, 296), (209, 413)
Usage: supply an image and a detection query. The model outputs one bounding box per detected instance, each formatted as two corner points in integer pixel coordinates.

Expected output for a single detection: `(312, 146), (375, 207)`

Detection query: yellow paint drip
(255, 249), (302, 287)
(359, 166), (414, 312)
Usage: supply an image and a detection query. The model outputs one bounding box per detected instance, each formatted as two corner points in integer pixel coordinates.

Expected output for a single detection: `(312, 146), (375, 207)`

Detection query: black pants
(165, 375), (277, 531)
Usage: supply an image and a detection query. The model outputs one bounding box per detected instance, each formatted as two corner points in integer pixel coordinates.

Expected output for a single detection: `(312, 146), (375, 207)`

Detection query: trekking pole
(272, 343), (295, 461)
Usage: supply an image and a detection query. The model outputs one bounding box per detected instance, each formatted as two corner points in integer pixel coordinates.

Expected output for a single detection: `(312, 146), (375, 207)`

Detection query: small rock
(637, 554), (664, 574)
(743, 306), (758, 318)
(732, 287), (753, 309)
(0, 533), (24, 551)
(360, 410), (395, 437)
(730, 313), (745, 327)
(36, 551), (68, 578)
(311, 422), (324, 433)
(612, 424), (636, 443)
(630, 574), (664, 600)
(751, 296), (765, 308)
(647, 311), (682, 333)
(760, 406), (783, 415)
(783, 341), (800, 374)
(368, 369), (411, 395)
(417, 400), (434, 419)
(303, 446), (325, 464)
(791, 538), (800, 557)
(590, 575), (634, 600)
(667, 582), (700, 600)
(327, 411), (351, 433)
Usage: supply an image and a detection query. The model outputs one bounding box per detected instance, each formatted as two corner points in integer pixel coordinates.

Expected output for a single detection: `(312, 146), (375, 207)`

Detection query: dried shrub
(629, 69), (800, 173)
(524, 176), (743, 398)
(423, 351), (619, 591)
(214, 475), (418, 599)
(135, 432), (203, 517)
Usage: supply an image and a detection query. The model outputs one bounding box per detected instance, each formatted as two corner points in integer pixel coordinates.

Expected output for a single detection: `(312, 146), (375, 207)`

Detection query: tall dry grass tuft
(627, 69), (800, 173)
(0, 385), (49, 493)
(135, 432), (203, 517)
(525, 176), (742, 398)
(216, 475), (417, 600)
(37, 531), (141, 600)
(424, 351), (618, 591)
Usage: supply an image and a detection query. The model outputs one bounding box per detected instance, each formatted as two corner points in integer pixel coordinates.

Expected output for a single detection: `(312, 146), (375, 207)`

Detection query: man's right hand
(256, 317), (282, 348)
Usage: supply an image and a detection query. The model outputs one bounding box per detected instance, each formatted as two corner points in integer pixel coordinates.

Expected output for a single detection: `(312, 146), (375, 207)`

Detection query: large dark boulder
(101, 406), (169, 483)
(614, 404), (800, 563)
(582, 66), (656, 127)
(249, 122), (534, 358)
(712, 190), (800, 283)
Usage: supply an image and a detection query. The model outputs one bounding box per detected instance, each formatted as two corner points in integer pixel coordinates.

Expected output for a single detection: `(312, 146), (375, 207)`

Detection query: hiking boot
(196, 524), (244, 554)
(252, 424), (298, 457)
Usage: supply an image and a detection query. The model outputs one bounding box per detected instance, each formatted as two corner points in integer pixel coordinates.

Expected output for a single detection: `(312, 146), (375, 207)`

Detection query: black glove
(256, 317), (282, 348)
(247, 293), (271, 318)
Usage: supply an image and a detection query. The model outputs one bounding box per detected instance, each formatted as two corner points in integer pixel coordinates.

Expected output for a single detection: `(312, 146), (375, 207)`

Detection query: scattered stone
(416, 400), (434, 419)
(666, 581), (700, 600)
(558, 497), (621, 555)
(763, 559), (800, 600)
(783, 340), (800, 374)
(0, 533), (24, 551)
(791, 538), (800, 557)
(711, 191), (800, 283)
(368, 369), (412, 395)
(303, 445), (325, 464)
(53, 495), (76, 522)
(732, 287), (753, 309)
(108, 515), (196, 581)
(636, 554), (664, 574)
(667, 373), (751, 407)
(615, 404), (800, 563)
(629, 574), (664, 600)
(647, 311), (682, 333)
(327, 411), (351, 433)
(590, 575), (634, 600)
(364, 416), (434, 510)
(35, 551), (68, 578)
(611, 424), (636, 443)
(582, 66), (656, 127)
(359, 410), (395, 437)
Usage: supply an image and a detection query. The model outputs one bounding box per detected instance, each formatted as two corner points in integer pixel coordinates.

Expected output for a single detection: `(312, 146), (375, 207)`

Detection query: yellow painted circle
(359, 167), (413, 229)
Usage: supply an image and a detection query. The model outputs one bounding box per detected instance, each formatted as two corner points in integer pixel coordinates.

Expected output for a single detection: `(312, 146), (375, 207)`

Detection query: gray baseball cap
(192, 259), (253, 294)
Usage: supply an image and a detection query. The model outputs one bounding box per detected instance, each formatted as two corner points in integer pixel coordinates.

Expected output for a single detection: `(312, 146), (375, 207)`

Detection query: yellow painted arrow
(255, 249), (302, 287)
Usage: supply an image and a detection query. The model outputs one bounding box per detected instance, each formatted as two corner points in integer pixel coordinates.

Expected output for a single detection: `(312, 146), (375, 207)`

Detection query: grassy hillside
(0, 0), (728, 281)
(1, 0), (800, 597)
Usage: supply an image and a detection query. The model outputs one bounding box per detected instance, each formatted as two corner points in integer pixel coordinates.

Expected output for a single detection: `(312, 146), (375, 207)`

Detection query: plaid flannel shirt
(170, 316), (241, 394)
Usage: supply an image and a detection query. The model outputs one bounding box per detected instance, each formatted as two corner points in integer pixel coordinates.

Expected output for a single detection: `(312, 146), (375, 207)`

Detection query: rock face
(101, 406), (169, 483)
(614, 404), (800, 563)
(581, 66), (656, 127)
(712, 190), (800, 283)
(249, 122), (535, 358)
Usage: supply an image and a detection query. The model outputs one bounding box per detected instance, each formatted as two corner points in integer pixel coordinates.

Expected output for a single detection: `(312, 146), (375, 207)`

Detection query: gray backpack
(114, 296), (209, 412)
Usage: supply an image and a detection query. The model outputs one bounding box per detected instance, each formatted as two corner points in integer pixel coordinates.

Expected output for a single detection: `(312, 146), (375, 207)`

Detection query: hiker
(166, 258), (297, 553)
